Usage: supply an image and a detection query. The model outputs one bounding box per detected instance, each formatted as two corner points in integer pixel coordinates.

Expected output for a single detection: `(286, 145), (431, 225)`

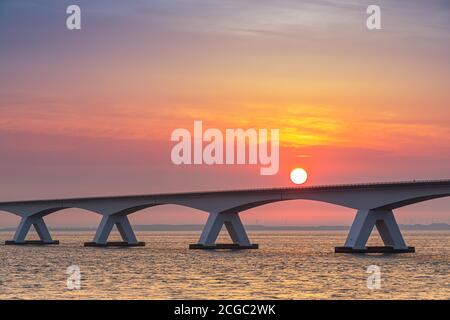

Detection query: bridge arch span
(375, 193), (450, 210)
(226, 198), (350, 214)
(227, 191), (450, 214)
(0, 201), (210, 219)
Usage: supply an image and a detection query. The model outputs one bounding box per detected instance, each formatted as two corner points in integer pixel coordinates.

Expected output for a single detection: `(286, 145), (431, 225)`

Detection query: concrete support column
(336, 209), (414, 253)
(84, 214), (144, 247)
(6, 215), (58, 245)
(224, 213), (251, 246)
(190, 212), (257, 249)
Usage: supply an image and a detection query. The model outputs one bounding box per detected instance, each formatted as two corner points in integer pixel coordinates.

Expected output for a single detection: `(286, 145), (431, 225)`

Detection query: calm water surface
(0, 231), (449, 299)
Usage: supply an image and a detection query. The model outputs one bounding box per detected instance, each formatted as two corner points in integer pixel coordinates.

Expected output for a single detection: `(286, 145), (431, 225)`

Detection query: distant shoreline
(0, 223), (449, 232)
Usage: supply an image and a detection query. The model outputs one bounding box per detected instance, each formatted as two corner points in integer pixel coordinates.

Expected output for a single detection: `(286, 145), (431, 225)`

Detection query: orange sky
(0, 0), (449, 227)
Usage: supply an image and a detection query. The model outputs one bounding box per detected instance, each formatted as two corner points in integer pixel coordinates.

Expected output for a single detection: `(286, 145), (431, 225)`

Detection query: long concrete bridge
(0, 180), (449, 253)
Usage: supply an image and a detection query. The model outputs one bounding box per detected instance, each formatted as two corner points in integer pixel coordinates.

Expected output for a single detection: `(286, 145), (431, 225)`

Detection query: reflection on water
(0, 231), (449, 299)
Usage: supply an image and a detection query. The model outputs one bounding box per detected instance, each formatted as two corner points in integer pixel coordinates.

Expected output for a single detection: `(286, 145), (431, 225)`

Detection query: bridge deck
(0, 179), (449, 205)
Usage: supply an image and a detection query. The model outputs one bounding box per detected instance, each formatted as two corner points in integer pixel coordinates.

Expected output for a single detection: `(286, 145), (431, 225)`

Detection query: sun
(290, 168), (308, 185)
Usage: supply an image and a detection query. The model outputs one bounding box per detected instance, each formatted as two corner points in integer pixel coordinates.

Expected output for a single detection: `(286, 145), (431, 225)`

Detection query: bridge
(0, 179), (449, 253)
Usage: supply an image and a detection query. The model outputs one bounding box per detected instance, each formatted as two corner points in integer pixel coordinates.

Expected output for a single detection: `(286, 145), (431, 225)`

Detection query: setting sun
(290, 168), (308, 185)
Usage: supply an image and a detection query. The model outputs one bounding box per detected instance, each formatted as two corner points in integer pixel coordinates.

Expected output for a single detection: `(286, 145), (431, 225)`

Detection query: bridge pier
(335, 209), (414, 253)
(5, 215), (59, 245)
(84, 214), (145, 247)
(190, 212), (258, 249)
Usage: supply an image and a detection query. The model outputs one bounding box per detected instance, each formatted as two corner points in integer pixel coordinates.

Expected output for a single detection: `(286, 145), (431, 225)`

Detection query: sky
(0, 0), (449, 228)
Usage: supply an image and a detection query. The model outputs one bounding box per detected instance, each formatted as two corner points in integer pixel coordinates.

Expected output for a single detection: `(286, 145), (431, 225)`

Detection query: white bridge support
(84, 214), (145, 247)
(335, 209), (415, 253)
(5, 215), (59, 245)
(190, 212), (258, 249)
